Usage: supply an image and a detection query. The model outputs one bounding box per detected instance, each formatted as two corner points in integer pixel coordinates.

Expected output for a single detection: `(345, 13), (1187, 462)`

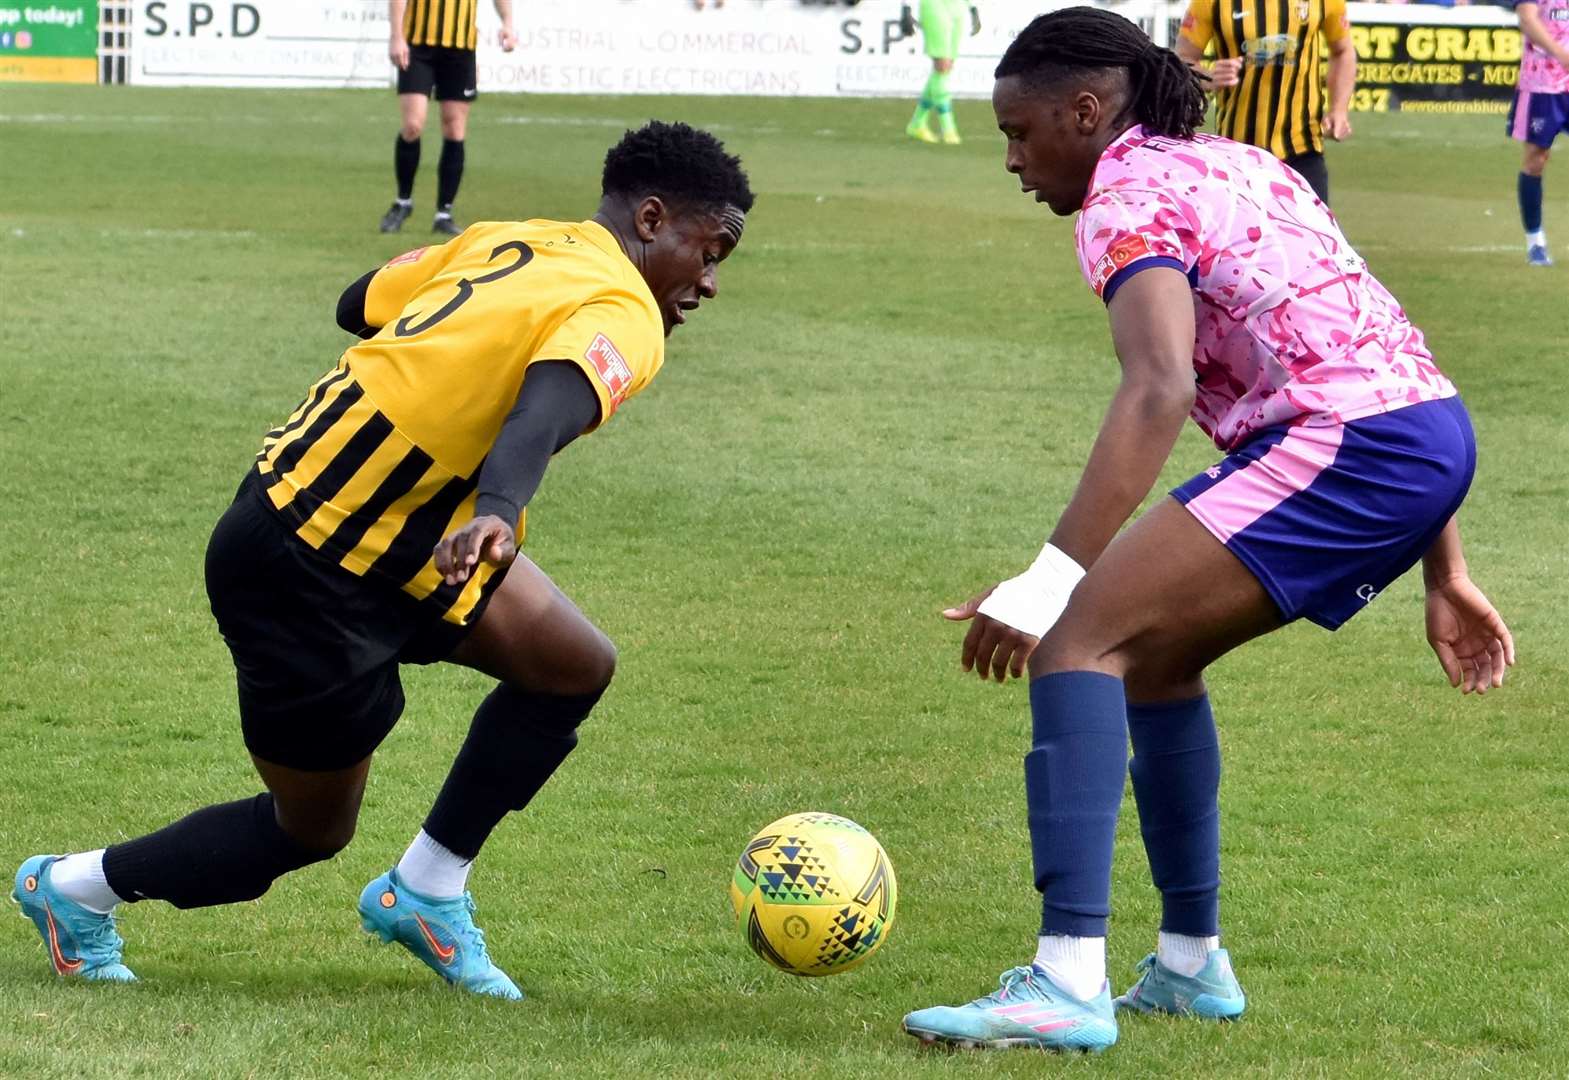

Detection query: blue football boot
(902, 964), (1118, 1052)
(358, 869), (521, 1000)
(1528, 244), (1553, 267)
(1114, 948), (1246, 1020)
(13, 855), (136, 982)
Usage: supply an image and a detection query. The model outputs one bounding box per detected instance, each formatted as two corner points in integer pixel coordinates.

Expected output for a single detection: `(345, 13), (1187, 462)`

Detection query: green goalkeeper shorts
(919, 0), (967, 60)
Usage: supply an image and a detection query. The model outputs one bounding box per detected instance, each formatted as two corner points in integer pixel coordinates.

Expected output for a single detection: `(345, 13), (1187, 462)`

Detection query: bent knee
(1028, 622), (1128, 680)
(496, 637), (616, 700)
(548, 634), (616, 698)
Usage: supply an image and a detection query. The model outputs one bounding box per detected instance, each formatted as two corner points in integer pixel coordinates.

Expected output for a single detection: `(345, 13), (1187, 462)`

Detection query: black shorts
(396, 45), (477, 103)
(1284, 151), (1329, 206)
(204, 472), (482, 771)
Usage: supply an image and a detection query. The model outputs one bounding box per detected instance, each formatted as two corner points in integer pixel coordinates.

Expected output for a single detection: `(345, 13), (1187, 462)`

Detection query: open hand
(944, 587), (1041, 684)
(433, 515), (517, 586)
(1426, 576), (1514, 694)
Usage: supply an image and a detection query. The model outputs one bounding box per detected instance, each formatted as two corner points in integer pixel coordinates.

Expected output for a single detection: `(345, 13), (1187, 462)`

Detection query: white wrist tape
(976, 542), (1086, 639)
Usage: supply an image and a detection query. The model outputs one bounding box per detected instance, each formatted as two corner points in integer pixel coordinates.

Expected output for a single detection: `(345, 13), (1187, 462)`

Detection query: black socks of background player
(395, 137), (461, 214)
(101, 793), (332, 909)
(422, 684), (603, 859)
(395, 134), (420, 202)
(436, 138), (464, 212)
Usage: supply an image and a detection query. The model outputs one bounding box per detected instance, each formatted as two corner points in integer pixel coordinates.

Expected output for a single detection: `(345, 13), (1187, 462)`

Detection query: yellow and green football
(728, 812), (897, 977)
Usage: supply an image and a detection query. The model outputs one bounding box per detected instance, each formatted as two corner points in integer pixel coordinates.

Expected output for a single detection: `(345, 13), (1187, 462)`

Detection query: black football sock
(423, 684), (603, 859)
(436, 138), (465, 211)
(101, 794), (333, 909)
(395, 134), (420, 202)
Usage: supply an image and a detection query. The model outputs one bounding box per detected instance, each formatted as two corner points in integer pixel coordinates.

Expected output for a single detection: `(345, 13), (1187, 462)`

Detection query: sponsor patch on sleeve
(1089, 233), (1156, 296)
(584, 333), (634, 412)
(385, 246), (428, 267)
(1180, 10), (1197, 30)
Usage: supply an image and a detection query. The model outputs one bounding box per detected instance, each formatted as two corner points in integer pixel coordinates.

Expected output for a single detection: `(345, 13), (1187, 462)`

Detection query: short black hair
(995, 7), (1207, 140)
(601, 120), (755, 215)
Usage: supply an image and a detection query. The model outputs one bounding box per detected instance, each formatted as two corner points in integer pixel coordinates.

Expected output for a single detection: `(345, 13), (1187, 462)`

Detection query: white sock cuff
(395, 829), (472, 900)
(1033, 934), (1108, 1001)
(1158, 931), (1220, 976)
(1035, 933), (1105, 967)
(49, 850), (121, 915)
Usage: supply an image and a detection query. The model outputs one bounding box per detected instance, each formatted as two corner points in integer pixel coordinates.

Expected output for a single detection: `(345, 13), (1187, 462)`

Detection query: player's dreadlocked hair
(602, 120), (755, 214)
(995, 7), (1207, 140)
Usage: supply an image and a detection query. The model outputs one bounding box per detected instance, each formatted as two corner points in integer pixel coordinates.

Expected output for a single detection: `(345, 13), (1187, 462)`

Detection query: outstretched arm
(1423, 516), (1515, 694)
(433, 362), (601, 585)
(1046, 268), (1197, 566)
(946, 266), (1197, 681)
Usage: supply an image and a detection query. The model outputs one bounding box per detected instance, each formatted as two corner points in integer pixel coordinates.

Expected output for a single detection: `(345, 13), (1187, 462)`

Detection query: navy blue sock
(1519, 172), (1544, 234)
(1026, 672), (1128, 937)
(1127, 695), (1221, 936)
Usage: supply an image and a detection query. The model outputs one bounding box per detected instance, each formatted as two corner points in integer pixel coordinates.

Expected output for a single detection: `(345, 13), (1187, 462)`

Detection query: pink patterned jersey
(1075, 126), (1454, 451)
(1517, 0), (1569, 94)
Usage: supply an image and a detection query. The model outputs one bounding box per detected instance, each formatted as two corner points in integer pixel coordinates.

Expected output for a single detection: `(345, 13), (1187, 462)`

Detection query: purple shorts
(1507, 89), (1569, 148)
(1173, 396), (1475, 630)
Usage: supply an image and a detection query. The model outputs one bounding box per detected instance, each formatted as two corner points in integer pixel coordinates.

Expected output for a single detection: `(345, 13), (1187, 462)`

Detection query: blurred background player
(15, 122), (753, 998)
(904, 0), (981, 145)
(1174, 0), (1355, 204)
(901, 8), (1512, 1054)
(381, 0), (518, 235)
(1509, 0), (1569, 266)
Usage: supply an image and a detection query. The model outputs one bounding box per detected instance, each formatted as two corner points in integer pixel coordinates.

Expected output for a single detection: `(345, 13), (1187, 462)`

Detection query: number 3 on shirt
(394, 240), (534, 338)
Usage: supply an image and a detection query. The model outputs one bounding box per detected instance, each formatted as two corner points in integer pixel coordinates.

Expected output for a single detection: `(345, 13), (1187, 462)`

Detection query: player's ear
(633, 196), (668, 243)
(1074, 88), (1102, 134)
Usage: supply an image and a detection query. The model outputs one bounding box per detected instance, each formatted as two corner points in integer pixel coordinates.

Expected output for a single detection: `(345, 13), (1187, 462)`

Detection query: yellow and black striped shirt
(1179, 0), (1350, 159)
(403, 0), (479, 51)
(256, 220), (665, 625)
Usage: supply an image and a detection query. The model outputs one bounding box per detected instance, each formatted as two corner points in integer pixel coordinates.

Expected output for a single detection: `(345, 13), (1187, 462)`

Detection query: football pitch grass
(2, 85), (1566, 1078)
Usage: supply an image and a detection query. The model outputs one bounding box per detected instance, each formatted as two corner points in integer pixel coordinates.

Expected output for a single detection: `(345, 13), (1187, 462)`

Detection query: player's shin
(908, 71), (940, 130)
(1127, 695), (1222, 975)
(437, 138), (465, 215)
(1026, 672), (1128, 1000)
(414, 684), (603, 893)
(100, 794), (333, 908)
(1519, 171), (1546, 247)
(395, 134), (420, 202)
(931, 71), (958, 138)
